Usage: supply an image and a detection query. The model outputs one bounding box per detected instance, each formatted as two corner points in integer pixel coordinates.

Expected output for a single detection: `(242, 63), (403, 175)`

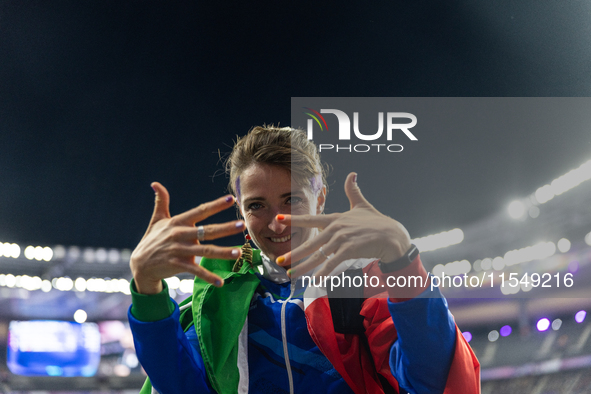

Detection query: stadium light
(462, 332), (472, 343)
(492, 257), (505, 271)
(500, 325), (512, 337)
(0, 272), (131, 296)
(557, 238), (571, 253)
(5, 274), (16, 288)
(0, 242), (20, 259)
(95, 248), (108, 263)
(568, 261), (579, 273)
(488, 330), (500, 342)
(536, 318), (550, 332)
(532, 159), (591, 205)
(503, 242), (556, 267)
(528, 206), (540, 218)
(164, 276), (180, 290)
(179, 279), (194, 294)
(508, 200), (526, 219)
(41, 280), (52, 292)
(108, 249), (120, 264)
(432, 259), (471, 277)
(74, 309), (88, 324)
(412, 228), (464, 253)
(75, 278), (87, 292)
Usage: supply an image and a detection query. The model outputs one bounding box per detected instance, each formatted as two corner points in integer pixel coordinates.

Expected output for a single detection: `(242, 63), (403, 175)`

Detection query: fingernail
(226, 196), (234, 203)
(287, 269), (293, 277)
(277, 214), (285, 221)
(231, 249), (240, 257)
(151, 184), (157, 194)
(235, 221), (244, 228)
(214, 279), (223, 287)
(276, 256), (285, 265)
(353, 174), (357, 184)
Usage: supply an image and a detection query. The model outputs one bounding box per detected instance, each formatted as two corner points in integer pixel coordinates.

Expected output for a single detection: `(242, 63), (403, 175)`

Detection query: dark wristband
(378, 244), (419, 273)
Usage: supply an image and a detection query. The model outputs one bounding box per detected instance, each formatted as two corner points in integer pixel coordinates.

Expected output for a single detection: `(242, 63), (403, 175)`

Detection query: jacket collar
(260, 252), (291, 284)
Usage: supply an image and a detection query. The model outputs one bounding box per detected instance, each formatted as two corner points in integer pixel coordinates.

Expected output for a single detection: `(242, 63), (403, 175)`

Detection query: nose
(268, 212), (288, 234)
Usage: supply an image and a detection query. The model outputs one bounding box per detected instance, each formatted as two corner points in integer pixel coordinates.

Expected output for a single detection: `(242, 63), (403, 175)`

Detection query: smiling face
(237, 163), (325, 267)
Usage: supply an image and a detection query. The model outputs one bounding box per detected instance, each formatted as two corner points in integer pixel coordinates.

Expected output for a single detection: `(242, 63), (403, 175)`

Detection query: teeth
(270, 234), (292, 243)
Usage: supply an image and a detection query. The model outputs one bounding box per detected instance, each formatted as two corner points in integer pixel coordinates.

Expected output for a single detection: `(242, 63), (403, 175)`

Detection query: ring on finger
(319, 246), (330, 259)
(197, 225), (205, 242)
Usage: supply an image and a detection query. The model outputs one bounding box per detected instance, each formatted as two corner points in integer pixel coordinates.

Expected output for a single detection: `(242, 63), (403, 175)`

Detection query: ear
(316, 186), (326, 215)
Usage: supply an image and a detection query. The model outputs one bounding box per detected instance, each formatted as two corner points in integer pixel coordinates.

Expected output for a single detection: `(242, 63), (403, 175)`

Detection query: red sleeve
(444, 326), (481, 394)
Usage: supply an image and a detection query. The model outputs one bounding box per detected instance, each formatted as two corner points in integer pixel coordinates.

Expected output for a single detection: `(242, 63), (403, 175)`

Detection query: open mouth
(270, 234), (292, 243)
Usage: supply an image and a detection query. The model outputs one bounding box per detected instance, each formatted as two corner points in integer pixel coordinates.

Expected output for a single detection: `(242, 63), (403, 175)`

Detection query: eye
(287, 196), (303, 205)
(248, 202), (263, 211)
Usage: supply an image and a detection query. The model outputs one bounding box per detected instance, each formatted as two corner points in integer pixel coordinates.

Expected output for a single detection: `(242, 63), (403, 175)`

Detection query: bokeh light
(500, 325), (512, 337)
(462, 331), (472, 343)
(537, 318), (550, 332)
(508, 200), (525, 219)
(488, 330), (500, 342)
(74, 309), (87, 323)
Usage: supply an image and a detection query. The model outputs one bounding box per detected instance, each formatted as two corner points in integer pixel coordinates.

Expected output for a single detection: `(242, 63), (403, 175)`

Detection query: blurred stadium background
(2, 1), (591, 393)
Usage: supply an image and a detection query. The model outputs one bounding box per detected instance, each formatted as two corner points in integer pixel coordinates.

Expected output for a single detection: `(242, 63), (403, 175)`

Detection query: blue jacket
(128, 254), (458, 393)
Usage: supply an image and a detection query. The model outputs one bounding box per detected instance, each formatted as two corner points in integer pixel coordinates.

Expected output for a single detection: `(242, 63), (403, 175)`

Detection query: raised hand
(130, 182), (244, 294)
(276, 173), (411, 278)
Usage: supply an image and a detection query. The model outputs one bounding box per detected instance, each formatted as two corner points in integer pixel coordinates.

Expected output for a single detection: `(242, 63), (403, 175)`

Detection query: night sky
(1, 1), (590, 252)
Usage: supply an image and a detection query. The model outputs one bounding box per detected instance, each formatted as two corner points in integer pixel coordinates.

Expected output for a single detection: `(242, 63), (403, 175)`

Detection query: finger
(311, 248), (351, 278)
(276, 213), (335, 229)
(286, 250), (327, 278)
(197, 221), (246, 241)
(344, 172), (370, 209)
(276, 229), (332, 266)
(175, 195), (236, 226)
(174, 261), (225, 287)
(285, 237), (341, 276)
(167, 221), (246, 243)
(150, 182), (171, 224)
(182, 244), (242, 261)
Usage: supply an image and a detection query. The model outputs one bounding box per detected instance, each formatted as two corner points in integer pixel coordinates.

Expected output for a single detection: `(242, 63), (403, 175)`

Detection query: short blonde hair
(225, 125), (326, 197)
